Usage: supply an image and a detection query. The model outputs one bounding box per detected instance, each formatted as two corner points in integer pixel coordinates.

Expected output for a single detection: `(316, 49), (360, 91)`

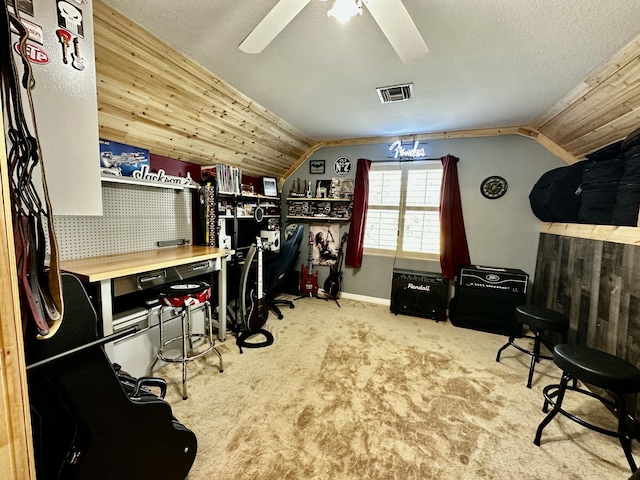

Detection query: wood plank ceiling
(94, 1), (640, 178)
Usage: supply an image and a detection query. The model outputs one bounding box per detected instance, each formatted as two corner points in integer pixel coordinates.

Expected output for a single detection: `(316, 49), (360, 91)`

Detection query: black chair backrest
(264, 224), (304, 294)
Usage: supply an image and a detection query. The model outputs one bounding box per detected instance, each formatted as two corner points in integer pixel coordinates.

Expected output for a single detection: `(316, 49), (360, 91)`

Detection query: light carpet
(160, 297), (634, 480)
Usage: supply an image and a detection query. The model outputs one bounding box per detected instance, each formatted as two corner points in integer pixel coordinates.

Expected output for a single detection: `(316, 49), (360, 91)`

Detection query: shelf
(287, 216), (350, 221)
(101, 173), (197, 190)
(220, 192), (280, 200)
(540, 222), (640, 245)
(286, 197), (352, 202)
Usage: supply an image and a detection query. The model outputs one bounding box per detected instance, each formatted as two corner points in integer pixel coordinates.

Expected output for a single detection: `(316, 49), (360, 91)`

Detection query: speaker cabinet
(390, 269), (448, 321)
(450, 265), (528, 336)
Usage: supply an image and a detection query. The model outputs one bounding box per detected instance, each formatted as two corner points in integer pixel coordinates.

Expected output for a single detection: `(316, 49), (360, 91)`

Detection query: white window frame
(364, 161), (442, 260)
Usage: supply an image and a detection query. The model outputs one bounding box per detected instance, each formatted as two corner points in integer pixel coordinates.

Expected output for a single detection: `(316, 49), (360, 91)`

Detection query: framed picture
(309, 159), (325, 174)
(262, 176), (278, 197)
(17, 0), (34, 16)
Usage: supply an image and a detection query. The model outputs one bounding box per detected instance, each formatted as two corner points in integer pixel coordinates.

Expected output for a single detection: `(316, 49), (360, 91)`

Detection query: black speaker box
(390, 269), (448, 321)
(450, 286), (526, 336)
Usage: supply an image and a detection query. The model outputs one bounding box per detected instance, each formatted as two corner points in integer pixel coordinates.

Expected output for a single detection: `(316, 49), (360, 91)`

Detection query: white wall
(283, 135), (565, 300)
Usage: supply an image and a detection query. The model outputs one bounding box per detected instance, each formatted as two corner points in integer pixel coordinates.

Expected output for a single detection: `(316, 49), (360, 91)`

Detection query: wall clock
(480, 176), (508, 199)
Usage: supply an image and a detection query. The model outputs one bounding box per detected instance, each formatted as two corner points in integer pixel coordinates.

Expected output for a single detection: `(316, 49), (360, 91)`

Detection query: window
(364, 162), (442, 258)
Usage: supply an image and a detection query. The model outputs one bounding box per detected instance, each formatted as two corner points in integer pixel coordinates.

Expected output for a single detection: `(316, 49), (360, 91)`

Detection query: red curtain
(345, 158), (371, 268)
(439, 154), (470, 279)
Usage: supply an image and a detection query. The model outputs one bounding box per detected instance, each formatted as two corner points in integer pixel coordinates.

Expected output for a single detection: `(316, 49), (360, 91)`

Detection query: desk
(60, 246), (233, 359)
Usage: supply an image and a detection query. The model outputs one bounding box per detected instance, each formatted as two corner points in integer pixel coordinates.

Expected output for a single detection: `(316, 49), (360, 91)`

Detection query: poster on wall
(310, 223), (340, 266)
(99, 138), (150, 176)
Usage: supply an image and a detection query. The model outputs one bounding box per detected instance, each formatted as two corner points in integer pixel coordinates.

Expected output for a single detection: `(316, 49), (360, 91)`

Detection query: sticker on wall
(55, 29), (71, 64)
(13, 42), (49, 64)
(71, 37), (85, 70)
(333, 157), (351, 176)
(57, 1), (84, 37)
(9, 17), (43, 44)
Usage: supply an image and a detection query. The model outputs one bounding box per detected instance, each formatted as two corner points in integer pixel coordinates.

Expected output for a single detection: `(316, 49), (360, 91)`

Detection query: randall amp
(390, 269), (448, 321)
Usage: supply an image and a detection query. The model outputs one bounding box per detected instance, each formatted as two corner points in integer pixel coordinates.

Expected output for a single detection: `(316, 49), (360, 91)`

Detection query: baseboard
(340, 292), (390, 306)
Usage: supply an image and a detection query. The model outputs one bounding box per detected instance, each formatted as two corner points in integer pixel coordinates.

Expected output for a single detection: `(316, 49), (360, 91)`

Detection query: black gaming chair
(263, 224), (304, 319)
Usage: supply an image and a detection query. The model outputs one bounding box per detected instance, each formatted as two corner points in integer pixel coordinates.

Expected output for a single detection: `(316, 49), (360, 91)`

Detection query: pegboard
(54, 183), (193, 260)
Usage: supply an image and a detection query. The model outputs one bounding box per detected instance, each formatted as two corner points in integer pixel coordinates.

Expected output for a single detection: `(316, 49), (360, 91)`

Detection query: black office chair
(263, 224), (304, 319)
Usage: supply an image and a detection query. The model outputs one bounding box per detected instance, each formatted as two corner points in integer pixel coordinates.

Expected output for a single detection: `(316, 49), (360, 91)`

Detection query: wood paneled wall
(534, 35), (640, 159)
(532, 232), (640, 411)
(93, 1), (315, 179)
(532, 233), (638, 354)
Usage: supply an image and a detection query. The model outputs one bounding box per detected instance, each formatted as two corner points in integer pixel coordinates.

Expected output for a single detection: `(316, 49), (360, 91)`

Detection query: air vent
(376, 83), (414, 104)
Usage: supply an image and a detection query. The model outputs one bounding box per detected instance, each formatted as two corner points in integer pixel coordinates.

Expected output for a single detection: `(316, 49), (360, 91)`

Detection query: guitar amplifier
(459, 265), (528, 294)
(450, 265), (528, 336)
(390, 269), (448, 321)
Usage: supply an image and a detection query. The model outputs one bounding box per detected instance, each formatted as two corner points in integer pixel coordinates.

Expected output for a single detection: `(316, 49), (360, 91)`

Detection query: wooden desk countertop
(60, 246), (233, 283)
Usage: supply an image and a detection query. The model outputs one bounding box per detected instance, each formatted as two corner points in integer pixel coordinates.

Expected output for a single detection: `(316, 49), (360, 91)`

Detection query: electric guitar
(324, 232), (348, 298)
(300, 232), (319, 296)
(246, 237), (269, 332)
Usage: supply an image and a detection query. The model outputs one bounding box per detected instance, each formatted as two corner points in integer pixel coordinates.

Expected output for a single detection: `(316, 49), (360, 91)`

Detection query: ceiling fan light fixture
(327, 0), (362, 23)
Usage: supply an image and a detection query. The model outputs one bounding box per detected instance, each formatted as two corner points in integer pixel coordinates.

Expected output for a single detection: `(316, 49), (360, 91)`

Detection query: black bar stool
(496, 305), (569, 388)
(534, 344), (640, 473)
(158, 281), (223, 400)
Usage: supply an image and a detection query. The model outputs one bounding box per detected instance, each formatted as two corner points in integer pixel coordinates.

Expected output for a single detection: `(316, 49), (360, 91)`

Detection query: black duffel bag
(581, 158), (625, 185)
(529, 161), (586, 222)
(612, 183), (640, 226)
(579, 181), (619, 224)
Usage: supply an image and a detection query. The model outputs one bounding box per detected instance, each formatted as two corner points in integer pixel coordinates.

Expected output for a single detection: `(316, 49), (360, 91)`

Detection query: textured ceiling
(100, 0), (640, 144)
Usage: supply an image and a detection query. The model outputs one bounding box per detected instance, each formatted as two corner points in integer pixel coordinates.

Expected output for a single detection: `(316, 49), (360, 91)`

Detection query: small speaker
(390, 269), (448, 321)
(260, 230), (280, 252)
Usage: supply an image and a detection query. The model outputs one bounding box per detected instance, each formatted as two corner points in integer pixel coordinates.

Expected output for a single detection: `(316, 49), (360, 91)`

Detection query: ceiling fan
(238, 0), (429, 64)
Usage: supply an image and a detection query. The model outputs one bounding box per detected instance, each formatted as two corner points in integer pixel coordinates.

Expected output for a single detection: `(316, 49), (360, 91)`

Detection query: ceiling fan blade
(363, 0), (429, 64)
(239, 0), (312, 54)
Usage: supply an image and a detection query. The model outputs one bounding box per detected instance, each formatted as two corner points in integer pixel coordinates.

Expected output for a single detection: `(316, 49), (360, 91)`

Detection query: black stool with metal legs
(496, 305), (569, 388)
(534, 344), (640, 473)
(158, 281), (223, 400)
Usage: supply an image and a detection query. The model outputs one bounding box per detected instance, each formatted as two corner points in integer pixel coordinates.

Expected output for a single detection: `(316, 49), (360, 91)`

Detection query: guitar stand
(294, 293), (328, 302)
(328, 295), (341, 308)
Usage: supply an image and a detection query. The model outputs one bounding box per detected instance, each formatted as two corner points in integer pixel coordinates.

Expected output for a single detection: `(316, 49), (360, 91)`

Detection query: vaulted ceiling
(95, 0), (640, 178)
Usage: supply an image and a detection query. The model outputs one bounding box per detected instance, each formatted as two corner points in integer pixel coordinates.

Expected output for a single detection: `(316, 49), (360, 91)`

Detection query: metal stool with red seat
(158, 281), (223, 399)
